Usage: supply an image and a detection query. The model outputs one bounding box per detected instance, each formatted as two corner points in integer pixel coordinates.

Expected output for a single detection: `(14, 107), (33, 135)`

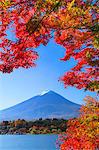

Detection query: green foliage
(0, 118), (68, 134)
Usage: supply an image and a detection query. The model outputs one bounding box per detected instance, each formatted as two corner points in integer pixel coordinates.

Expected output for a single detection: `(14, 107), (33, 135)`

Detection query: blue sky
(0, 38), (96, 110)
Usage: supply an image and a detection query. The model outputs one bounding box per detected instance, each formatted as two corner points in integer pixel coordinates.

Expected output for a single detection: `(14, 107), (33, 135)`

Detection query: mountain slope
(0, 91), (81, 121)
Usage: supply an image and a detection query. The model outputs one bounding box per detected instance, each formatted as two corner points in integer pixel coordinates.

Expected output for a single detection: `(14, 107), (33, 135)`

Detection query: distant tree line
(0, 118), (68, 135)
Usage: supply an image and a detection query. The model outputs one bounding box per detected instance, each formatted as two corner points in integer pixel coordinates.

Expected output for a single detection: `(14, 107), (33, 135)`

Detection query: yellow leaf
(68, 0), (75, 10)
(1, 0), (12, 9)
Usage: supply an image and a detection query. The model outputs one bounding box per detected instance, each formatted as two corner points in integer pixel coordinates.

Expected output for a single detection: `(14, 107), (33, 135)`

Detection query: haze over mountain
(0, 91), (81, 121)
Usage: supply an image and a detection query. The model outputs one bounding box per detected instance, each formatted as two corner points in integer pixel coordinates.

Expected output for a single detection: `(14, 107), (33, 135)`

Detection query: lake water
(0, 135), (59, 150)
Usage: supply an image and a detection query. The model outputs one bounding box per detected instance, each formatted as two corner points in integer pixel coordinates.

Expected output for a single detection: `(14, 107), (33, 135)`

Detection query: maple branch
(28, 0), (62, 34)
(17, 0), (62, 48)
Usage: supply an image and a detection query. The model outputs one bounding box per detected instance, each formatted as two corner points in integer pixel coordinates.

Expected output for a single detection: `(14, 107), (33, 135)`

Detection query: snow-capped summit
(40, 90), (51, 96)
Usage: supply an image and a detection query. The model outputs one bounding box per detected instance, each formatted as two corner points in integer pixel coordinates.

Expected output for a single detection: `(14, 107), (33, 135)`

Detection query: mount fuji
(0, 91), (81, 121)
